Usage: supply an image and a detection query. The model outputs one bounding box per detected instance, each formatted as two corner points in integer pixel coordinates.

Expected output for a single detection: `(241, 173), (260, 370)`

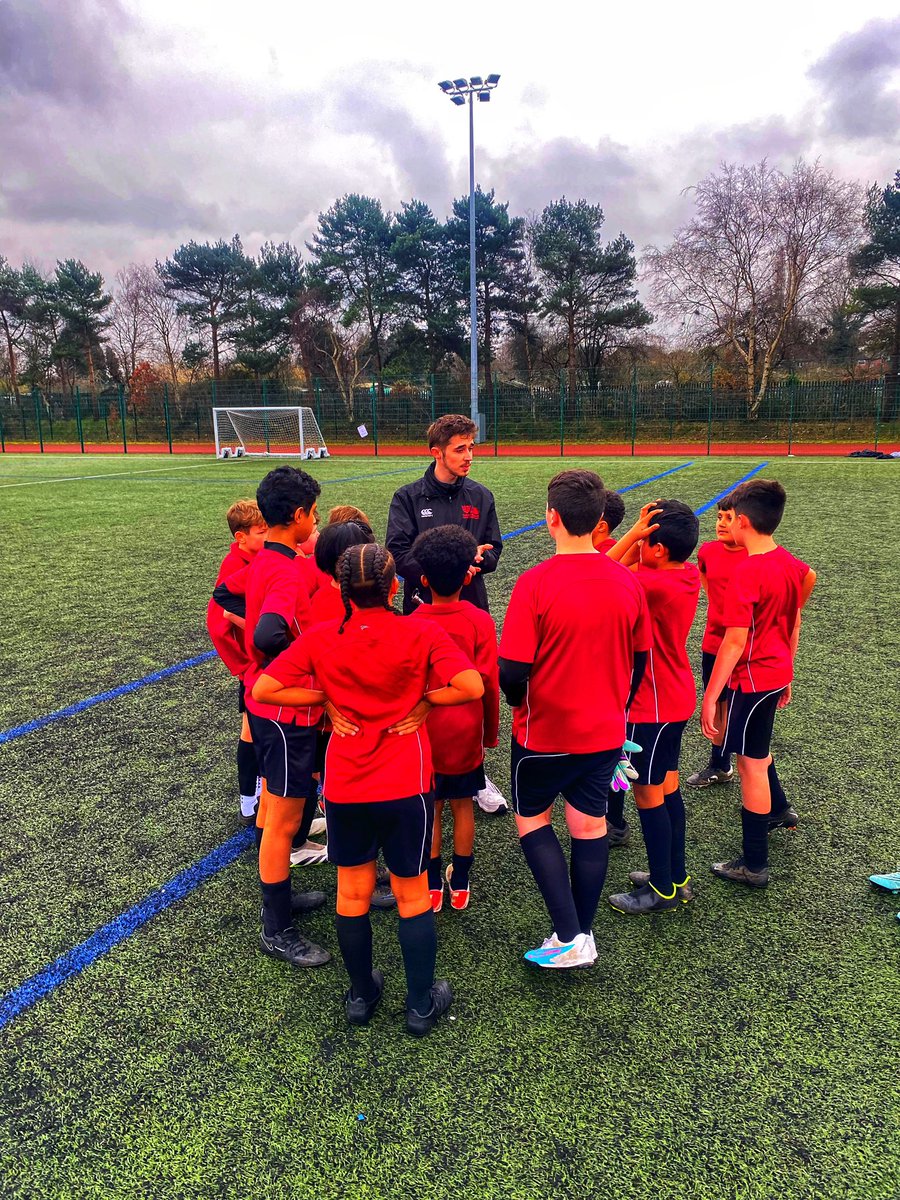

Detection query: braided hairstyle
(336, 543), (397, 633)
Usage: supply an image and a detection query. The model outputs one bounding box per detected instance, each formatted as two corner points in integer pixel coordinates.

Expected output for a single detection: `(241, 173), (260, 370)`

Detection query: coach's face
(433, 434), (475, 481)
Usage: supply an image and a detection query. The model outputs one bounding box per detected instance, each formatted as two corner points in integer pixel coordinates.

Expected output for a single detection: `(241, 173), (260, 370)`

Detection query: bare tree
(109, 265), (152, 380)
(141, 265), (195, 406)
(645, 160), (860, 415)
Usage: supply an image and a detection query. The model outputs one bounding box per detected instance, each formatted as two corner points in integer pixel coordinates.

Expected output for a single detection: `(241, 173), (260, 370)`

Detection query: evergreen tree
(158, 237), (250, 379)
(851, 170), (900, 415)
(393, 200), (464, 375)
(54, 259), (112, 396)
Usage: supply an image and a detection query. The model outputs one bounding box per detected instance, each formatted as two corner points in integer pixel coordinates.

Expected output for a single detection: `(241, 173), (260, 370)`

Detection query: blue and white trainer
(524, 932), (595, 969)
(869, 871), (900, 893)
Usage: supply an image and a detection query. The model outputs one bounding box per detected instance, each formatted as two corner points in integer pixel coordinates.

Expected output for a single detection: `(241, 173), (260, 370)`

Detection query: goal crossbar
(213, 406), (330, 459)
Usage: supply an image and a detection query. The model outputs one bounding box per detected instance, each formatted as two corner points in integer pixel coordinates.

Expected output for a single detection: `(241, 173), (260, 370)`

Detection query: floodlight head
(451, 94), (465, 106)
(478, 91), (490, 102)
(485, 73), (500, 85)
(453, 77), (467, 88)
(469, 75), (483, 86)
(438, 80), (453, 92)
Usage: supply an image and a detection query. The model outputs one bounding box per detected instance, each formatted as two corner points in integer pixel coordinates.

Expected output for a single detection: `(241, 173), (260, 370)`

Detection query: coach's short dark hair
(647, 499), (700, 563)
(256, 466), (320, 527)
(602, 491), (625, 534)
(427, 414), (477, 450)
(728, 479), (786, 535)
(412, 525), (477, 597)
(315, 520), (375, 579)
(547, 469), (606, 537)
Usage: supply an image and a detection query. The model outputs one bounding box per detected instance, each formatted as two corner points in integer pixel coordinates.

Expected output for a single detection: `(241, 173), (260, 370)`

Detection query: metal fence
(1, 376), (896, 454)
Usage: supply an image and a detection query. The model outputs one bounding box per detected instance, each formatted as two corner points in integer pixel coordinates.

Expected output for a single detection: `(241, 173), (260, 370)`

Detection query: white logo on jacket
(420, 508), (433, 517)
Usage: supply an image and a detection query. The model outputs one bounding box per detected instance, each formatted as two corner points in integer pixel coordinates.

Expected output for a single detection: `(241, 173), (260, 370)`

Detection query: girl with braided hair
(254, 543), (484, 1037)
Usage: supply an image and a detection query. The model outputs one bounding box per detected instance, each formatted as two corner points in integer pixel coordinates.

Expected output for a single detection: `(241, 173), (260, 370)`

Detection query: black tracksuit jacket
(385, 463), (503, 614)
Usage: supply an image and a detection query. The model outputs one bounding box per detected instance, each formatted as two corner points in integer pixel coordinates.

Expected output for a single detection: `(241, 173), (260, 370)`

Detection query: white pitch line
(0, 461), (214, 489)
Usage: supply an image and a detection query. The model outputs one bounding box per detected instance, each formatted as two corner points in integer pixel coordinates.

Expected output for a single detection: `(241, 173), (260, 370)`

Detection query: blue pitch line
(0, 460), (766, 1029)
(694, 462), (768, 514)
(0, 653), (218, 747)
(0, 462), (696, 748)
(0, 828), (254, 1031)
(501, 460), (694, 539)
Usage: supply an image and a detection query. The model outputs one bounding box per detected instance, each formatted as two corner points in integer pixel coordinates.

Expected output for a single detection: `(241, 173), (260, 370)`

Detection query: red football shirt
(595, 536), (617, 554)
(266, 607), (473, 803)
(206, 543), (252, 678)
(499, 553), (651, 753)
(697, 540), (748, 653)
(299, 555), (330, 599)
(309, 583), (345, 625)
(242, 542), (320, 727)
(410, 600), (500, 775)
(723, 546), (810, 692)
(628, 564), (701, 723)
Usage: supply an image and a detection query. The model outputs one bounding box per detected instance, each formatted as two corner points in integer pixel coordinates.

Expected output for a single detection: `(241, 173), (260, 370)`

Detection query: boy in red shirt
(591, 490), (625, 554)
(686, 503), (748, 788)
(604, 500), (701, 915)
(254, 543), (483, 1036)
(499, 470), (651, 969)
(213, 466), (329, 968)
(409, 525), (500, 912)
(206, 499), (267, 825)
(701, 480), (817, 887)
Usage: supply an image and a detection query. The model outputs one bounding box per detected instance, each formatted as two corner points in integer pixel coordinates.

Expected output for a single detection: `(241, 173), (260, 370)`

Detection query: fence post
(371, 383), (378, 456)
(262, 379), (268, 406)
(163, 384), (173, 453)
(559, 373), (565, 456)
(0, 413), (5, 452)
(314, 378), (323, 431)
(787, 383), (794, 456)
(630, 365), (637, 456)
(706, 362), (714, 455)
(75, 386), (85, 453)
(493, 382), (499, 457)
(33, 388), (44, 452)
(117, 385), (128, 453)
(430, 374), (436, 423)
(874, 377), (882, 451)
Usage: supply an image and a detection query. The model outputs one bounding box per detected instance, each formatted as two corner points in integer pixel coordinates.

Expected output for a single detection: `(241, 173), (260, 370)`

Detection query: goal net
(213, 406), (330, 459)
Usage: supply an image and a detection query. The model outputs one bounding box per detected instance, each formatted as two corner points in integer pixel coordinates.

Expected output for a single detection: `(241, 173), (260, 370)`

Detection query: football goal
(212, 406), (330, 459)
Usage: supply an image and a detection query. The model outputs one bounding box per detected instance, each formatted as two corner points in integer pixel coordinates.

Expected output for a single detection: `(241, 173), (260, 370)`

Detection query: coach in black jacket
(386, 414), (502, 614)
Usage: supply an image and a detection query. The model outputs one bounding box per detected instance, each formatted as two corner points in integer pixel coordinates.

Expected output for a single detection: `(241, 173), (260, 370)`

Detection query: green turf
(1, 453), (899, 1200)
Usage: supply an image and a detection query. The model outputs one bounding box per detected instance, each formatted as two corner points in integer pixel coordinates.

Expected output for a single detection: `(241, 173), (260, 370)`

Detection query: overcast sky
(1, 0), (898, 283)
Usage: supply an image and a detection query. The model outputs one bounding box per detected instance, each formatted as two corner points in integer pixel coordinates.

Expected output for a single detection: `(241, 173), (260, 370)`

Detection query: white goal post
(212, 406), (330, 459)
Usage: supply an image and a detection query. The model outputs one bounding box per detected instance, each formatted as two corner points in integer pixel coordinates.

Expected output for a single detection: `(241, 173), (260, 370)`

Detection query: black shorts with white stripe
(510, 738), (621, 818)
(246, 714), (317, 799)
(324, 794), (435, 878)
(722, 686), (785, 759)
(626, 720), (688, 786)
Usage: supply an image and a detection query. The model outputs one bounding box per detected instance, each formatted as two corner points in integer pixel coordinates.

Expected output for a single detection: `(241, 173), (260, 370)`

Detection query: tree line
(1, 159), (897, 416)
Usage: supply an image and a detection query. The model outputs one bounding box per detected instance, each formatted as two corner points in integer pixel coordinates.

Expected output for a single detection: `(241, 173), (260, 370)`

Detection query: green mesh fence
(1, 377), (896, 454)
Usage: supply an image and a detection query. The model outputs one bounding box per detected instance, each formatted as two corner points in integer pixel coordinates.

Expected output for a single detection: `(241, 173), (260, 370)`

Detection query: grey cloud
(808, 17), (900, 139)
(0, 0), (135, 107)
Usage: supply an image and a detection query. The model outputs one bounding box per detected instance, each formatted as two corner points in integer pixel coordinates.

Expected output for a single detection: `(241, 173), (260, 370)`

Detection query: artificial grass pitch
(0, 454), (898, 1199)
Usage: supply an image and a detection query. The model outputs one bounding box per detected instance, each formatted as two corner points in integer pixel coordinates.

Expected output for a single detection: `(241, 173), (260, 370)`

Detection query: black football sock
(665, 788), (687, 883)
(292, 782), (320, 848)
(398, 910), (437, 1013)
(637, 806), (675, 897)
(710, 744), (732, 771)
(450, 853), (473, 891)
(427, 855), (443, 890)
(606, 788), (626, 829)
(569, 835), (609, 934)
(254, 823), (264, 853)
(768, 760), (788, 815)
(260, 877), (292, 935)
(741, 808), (769, 871)
(335, 913), (377, 1001)
(520, 826), (580, 943)
(237, 739), (258, 798)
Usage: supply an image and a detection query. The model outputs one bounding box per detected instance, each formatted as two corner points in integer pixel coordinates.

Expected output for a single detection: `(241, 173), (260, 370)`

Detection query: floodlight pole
(468, 91), (478, 438)
(439, 75), (500, 441)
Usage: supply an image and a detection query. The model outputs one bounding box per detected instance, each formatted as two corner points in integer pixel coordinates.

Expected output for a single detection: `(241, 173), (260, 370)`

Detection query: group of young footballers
(206, 414), (816, 1036)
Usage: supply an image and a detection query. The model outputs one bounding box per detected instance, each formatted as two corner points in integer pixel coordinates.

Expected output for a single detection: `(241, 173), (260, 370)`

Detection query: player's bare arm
(606, 502), (663, 565)
(701, 628), (748, 739)
(388, 669), (485, 736)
